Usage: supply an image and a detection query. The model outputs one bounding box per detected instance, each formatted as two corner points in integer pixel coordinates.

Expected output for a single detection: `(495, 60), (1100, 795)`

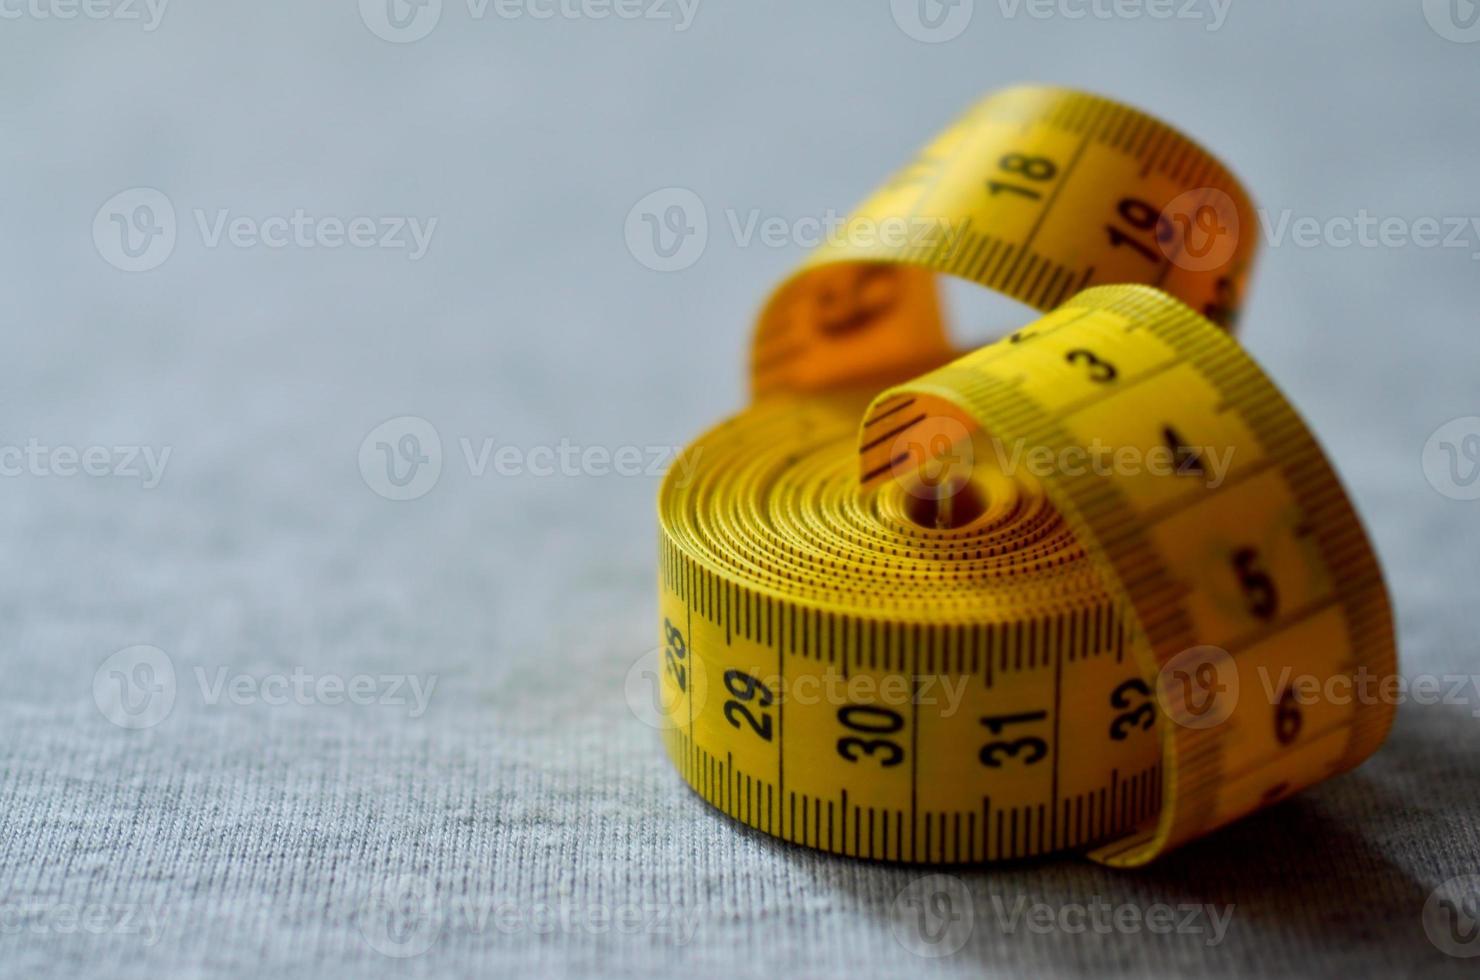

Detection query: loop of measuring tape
(655, 85), (1395, 866)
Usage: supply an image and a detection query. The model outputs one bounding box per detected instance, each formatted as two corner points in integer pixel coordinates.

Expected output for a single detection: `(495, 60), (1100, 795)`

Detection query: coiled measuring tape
(654, 85), (1395, 866)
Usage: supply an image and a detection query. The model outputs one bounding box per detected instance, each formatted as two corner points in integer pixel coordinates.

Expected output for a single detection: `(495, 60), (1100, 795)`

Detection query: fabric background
(2, 2), (1478, 977)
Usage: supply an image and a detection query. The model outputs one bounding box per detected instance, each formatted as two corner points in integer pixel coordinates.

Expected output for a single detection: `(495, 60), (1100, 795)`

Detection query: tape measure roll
(655, 86), (1395, 866)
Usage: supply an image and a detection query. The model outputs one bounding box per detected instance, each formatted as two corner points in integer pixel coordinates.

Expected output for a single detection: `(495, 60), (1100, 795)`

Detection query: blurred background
(2, 2), (1478, 977)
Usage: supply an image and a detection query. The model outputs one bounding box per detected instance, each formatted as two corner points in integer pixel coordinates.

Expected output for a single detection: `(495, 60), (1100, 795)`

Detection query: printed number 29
(723, 670), (775, 742)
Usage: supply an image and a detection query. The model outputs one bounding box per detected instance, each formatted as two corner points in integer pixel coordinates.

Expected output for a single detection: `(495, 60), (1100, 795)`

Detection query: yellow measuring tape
(655, 85), (1395, 866)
